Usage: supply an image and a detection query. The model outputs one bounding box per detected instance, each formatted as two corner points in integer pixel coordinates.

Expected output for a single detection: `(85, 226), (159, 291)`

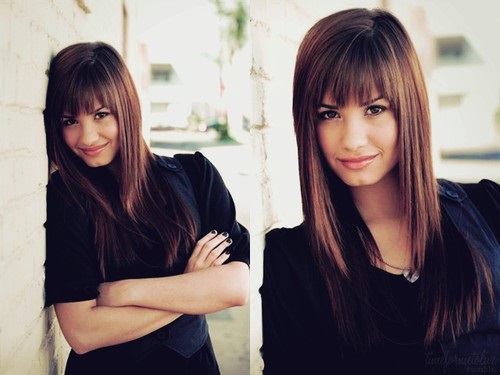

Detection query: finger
(188, 231), (229, 270)
(204, 237), (233, 265)
(191, 230), (219, 257)
(196, 232), (229, 259)
(212, 247), (232, 266)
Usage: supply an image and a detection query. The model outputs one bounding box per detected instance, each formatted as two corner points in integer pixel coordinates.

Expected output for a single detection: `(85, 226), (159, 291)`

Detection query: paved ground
(150, 128), (251, 375)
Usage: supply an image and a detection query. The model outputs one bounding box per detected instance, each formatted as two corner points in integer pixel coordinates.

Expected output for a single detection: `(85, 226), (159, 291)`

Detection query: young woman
(260, 8), (499, 375)
(43, 42), (249, 374)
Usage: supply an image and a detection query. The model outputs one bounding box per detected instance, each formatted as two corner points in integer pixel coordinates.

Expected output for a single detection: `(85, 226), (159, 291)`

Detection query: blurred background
(0, 0), (498, 374)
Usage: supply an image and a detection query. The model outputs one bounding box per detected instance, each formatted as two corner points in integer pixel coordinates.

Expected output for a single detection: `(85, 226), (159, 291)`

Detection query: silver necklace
(374, 255), (420, 283)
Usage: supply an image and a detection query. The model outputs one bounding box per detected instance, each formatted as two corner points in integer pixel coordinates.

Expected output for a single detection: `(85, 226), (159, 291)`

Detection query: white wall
(0, 1), (139, 373)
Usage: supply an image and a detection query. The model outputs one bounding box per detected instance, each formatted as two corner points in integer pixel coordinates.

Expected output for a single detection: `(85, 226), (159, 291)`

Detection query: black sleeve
(259, 227), (322, 375)
(461, 179), (500, 243)
(174, 151), (250, 266)
(44, 174), (101, 307)
(260, 228), (293, 374)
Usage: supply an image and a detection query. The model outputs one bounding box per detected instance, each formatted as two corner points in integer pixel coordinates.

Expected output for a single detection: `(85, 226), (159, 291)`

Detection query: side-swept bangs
(46, 45), (125, 124)
(323, 31), (397, 111)
(59, 62), (118, 118)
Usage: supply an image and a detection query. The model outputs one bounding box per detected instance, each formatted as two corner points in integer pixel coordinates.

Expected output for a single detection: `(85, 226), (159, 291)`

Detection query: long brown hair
(44, 42), (197, 278)
(293, 8), (492, 349)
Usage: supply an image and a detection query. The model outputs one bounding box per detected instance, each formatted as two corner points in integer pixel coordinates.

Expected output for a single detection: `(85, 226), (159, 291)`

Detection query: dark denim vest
(434, 179), (499, 374)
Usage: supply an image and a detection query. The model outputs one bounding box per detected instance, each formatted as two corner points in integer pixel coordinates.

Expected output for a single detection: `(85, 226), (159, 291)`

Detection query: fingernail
(224, 248), (232, 254)
(222, 232), (229, 237)
(210, 230), (217, 234)
(225, 238), (232, 244)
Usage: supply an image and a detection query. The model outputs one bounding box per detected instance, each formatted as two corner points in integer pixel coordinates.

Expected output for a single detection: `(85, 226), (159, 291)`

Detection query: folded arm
(53, 231), (248, 354)
(54, 300), (181, 355)
(99, 261), (249, 314)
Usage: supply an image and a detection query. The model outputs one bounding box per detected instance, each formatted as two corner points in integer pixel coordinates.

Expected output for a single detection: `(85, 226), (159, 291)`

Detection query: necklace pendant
(403, 269), (420, 283)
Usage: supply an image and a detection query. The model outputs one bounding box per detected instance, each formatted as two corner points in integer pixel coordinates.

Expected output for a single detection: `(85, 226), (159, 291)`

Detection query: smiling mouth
(338, 155), (378, 170)
(80, 143), (108, 156)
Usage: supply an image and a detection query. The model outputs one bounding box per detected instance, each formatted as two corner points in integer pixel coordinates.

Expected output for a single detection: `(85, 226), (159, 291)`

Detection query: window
(436, 36), (481, 66)
(150, 64), (182, 83)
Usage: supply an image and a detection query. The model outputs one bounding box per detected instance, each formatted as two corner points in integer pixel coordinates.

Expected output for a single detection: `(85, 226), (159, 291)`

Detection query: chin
(337, 173), (381, 188)
(82, 158), (113, 168)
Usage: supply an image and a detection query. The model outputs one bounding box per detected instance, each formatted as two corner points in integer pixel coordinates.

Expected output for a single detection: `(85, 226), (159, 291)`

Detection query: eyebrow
(318, 96), (386, 109)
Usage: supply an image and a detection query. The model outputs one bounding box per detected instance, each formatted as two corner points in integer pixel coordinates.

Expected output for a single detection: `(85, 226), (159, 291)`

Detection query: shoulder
(438, 177), (500, 217)
(173, 151), (217, 174)
(172, 152), (226, 190)
(47, 170), (64, 190)
(155, 151), (212, 169)
(439, 178), (500, 242)
(46, 171), (89, 223)
(154, 152), (218, 177)
(265, 224), (307, 247)
(261, 224), (326, 308)
(47, 171), (81, 208)
(458, 179), (499, 204)
(154, 154), (184, 173)
(438, 178), (499, 202)
(264, 224), (309, 265)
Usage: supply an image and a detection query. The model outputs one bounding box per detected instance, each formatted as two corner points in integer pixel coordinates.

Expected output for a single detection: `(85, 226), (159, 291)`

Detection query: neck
(106, 154), (121, 180)
(350, 168), (402, 224)
(349, 168), (415, 276)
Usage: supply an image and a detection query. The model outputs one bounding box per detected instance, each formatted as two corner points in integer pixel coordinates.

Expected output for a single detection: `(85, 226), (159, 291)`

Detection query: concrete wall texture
(0, 1), (138, 374)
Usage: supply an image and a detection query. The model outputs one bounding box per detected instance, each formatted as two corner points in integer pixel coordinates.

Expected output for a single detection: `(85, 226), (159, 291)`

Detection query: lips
(79, 143), (108, 156)
(338, 154), (378, 170)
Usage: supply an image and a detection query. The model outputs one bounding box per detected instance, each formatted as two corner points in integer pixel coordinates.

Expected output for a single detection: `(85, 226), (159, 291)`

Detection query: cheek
(389, 123), (399, 150)
(62, 128), (77, 147)
(105, 122), (120, 141)
(316, 126), (338, 155)
(383, 122), (399, 158)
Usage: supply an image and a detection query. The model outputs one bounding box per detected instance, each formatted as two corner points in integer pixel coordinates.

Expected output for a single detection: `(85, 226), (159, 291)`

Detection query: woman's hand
(96, 230), (238, 311)
(184, 230), (233, 273)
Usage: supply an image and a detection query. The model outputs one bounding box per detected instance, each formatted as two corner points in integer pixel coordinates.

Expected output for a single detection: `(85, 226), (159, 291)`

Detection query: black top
(45, 152), (249, 303)
(260, 179), (500, 375)
(260, 225), (430, 375)
(44, 152), (249, 373)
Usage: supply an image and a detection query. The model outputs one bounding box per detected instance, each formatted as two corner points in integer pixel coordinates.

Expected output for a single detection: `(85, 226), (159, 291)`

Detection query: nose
(79, 119), (99, 146)
(341, 115), (367, 151)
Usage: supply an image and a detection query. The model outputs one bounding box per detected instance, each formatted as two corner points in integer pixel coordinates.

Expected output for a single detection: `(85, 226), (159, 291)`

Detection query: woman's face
(61, 102), (120, 168)
(316, 91), (399, 187)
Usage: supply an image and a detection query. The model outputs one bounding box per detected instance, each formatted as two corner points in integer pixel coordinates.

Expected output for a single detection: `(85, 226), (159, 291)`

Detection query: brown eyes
(60, 112), (110, 127)
(317, 105), (387, 120)
(317, 110), (340, 120)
